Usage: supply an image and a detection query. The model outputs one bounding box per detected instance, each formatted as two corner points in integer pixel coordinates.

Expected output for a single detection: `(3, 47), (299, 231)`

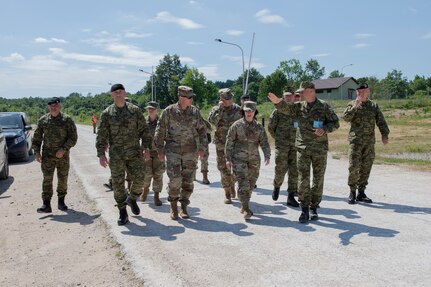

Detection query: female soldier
(225, 101), (270, 220)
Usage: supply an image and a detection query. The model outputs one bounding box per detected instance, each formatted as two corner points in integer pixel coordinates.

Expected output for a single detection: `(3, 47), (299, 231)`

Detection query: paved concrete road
(72, 125), (431, 287)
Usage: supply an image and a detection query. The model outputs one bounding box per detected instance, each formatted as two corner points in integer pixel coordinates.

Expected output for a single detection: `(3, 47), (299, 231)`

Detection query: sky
(0, 0), (430, 99)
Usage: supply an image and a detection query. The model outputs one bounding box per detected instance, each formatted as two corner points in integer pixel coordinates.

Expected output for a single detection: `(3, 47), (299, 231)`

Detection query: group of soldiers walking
(31, 80), (389, 225)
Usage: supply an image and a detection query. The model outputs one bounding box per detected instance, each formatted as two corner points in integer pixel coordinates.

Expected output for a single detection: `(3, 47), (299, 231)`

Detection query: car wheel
(0, 156), (9, 180)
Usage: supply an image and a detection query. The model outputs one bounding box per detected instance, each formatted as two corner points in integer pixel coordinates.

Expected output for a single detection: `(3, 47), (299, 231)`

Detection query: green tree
(181, 68), (218, 108)
(303, 59), (325, 81)
(278, 59), (303, 87)
(328, 70), (345, 78)
(258, 70), (288, 103)
(409, 75), (428, 93)
(235, 68), (264, 102)
(380, 69), (409, 99)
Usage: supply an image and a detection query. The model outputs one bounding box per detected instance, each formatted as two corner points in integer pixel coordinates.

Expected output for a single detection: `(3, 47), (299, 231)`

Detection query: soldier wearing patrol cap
(154, 86), (208, 220)
(33, 97), (78, 213)
(141, 101), (165, 206)
(268, 81), (340, 223)
(268, 87), (300, 207)
(343, 83), (390, 204)
(208, 88), (242, 203)
(225, 101), (271, 220)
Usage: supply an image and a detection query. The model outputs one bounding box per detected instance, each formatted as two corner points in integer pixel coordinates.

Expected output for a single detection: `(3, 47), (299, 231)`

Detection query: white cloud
(82, 28), (92, 33)
(189, 0), (198, 4)
(354, 33), (374, 39)
(124, 32), (152, 38)
(34, 37), (67, 44)
(221, 55), (264, 69)
(255, 9), (288, 26)
(311, 53), (330, 57)
(226, 30), (244, 36)
(352, 43), (369, 48)
(152, 11), (203, 29)
(421, 32), (431, 39)
(0, 53), (25, 63)
(197, 64), (219, 79)
(288, 45), (304, 53)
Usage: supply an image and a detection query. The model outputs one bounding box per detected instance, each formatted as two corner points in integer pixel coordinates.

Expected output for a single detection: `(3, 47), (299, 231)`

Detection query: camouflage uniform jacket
(276, 99), (340, 152)
(146, 115), (159, 156)
(96, 102), (151, 158)
(32, 112), (78, 157)
(154, 103), (208, 154)
(268, 109), (297, 148)
(225, 118), (271, 163)
(208, 103), (242, 145)
(342, 100), (390, 144)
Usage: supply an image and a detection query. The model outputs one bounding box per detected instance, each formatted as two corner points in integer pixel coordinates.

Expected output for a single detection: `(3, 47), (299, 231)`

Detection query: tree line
(0, 53), (430, 124)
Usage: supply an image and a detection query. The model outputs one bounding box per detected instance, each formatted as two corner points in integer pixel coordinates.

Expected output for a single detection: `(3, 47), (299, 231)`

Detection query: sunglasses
(180, 95), (193, 99)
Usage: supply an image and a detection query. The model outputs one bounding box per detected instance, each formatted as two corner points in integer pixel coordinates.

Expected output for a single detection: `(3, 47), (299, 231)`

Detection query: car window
(0, 115), (24, 129)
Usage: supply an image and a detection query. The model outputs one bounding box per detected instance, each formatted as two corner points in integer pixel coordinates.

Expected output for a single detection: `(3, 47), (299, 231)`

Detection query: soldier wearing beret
(140, 101), (165, 206)
(208, 88), (242, 203)
(96, 84), (152, 225)
(154, 86), (208, 220)
(268, 81), (340, 223)
(268, 87), (300, 207)
(33, 97), (78, 213)
(343, 83), (390, 204)
(225, 101), (271, 220)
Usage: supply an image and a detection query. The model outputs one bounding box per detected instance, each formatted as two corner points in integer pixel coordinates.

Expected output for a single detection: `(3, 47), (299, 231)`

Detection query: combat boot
(202, 172), (210, 185)
(153, 192), (162, 206)
(356, 190), (372, 203)
(117, 208), (129, 226)
(140, 187), (149, 202)
(299, 207), (309, 223)
(286, 193), (300, 207)
(230, 185), (236, 199)
(180, 202), (190, 219)
(224, 188), (232, 204)
(348, 190), (356, 204)
(170, 200), (179, 220)
(126, 196), (140, 215)
(310, 208), (319, 220)
(58, 197), (68, 211)
(241, 202), (253, 220)
(272, 187), (280, 201)
(37, 199), (52, 213)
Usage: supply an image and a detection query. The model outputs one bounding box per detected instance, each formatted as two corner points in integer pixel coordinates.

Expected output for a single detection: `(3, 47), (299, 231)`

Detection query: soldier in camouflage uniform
(268, 88), (300, 207)
(154, 86), (208, 220)
(343, 83), (390, 204)
(96, 84), (152, 226)
(33, 97), (78, 213)
(268, 81), (340, 223)
(195, 118), (212, 184)
(208, 88), (242, 203)
(140, 101), (165, 206)
(225, 101), (271, 220)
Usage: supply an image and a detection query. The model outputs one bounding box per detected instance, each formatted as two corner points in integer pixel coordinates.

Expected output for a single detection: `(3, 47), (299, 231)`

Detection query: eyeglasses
(48, 102), (59, 106)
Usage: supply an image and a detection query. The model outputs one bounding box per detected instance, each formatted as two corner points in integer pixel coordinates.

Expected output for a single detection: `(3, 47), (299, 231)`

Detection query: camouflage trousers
(199, 147), (209, 173)
(109, 152), (145, 209)
(297, 148), (327, 209)
(41, 154), (70, 201)
(273, 146), (298, 193)
(232, 159), (260, 204)
(215, 144), (235, 189)
(143, 152), (165, 193)
(348, 143), (375, 191)
(165, 150), (198, 205)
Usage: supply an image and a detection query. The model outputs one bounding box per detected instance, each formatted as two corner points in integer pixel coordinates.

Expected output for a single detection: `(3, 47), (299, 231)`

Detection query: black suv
(0, 112), (33, 162)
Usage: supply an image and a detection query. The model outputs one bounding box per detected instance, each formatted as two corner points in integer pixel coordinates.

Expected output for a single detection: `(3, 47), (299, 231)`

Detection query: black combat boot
(153, 192), (162, 206)
(299, 207), (309, 223)
(37, 199), (52, 213)
(356, 189), (372, 203)
(286, 193), (300, 207)
(58, 197), (68, 211)
(272, 187), (280, 201)
(310, 208), (319, 220)
(126, 196), (140, 215)
(202, 172), (210, 185)
(117, 208), (129, 226)
(348, 190), (356, 204)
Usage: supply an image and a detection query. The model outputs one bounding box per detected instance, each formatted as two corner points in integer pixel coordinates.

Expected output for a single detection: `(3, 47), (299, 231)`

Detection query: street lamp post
(214, 38), (245, 94)
(139, 67), (155, 101)
(339, 64), (354, 99)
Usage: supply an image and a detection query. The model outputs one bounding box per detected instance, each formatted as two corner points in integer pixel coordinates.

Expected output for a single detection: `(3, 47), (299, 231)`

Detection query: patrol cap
(243, 101), (257, 112)
(219, 88), (233, 100)
(47, 97), (61, 105)
(110, 83), (125, 92)
(178, 85), (195, 98)
(240, 94), (251, 100)
(283, 86), (294, 96)
(356, 83), (369, 90)
(145, 101), (159, 109)
(297, 81), (315, 92)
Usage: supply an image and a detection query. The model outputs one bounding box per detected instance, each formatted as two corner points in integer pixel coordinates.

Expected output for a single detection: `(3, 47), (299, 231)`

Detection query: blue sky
(0, 0), (430, 99)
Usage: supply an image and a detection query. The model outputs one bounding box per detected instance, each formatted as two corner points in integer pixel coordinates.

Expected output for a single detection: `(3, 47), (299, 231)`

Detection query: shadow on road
(361, 201), (431, 215)
(178, 216), (253, 237)
(0, 176), (14, 196)
(121, 217), (185, 241)
(38, 209), (101, 225)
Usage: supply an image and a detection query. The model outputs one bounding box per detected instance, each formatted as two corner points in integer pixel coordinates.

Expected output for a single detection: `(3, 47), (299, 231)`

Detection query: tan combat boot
(202, 172), (210, 185)
(224, 188), (232, 204)
(170, 200), (178, 220)
(230, 185), (236, 199)
(154, 192), (162, 206)
(241, 201), (253, 220)
(140, 187), (149, 202)
(179, 202), (190, 219)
